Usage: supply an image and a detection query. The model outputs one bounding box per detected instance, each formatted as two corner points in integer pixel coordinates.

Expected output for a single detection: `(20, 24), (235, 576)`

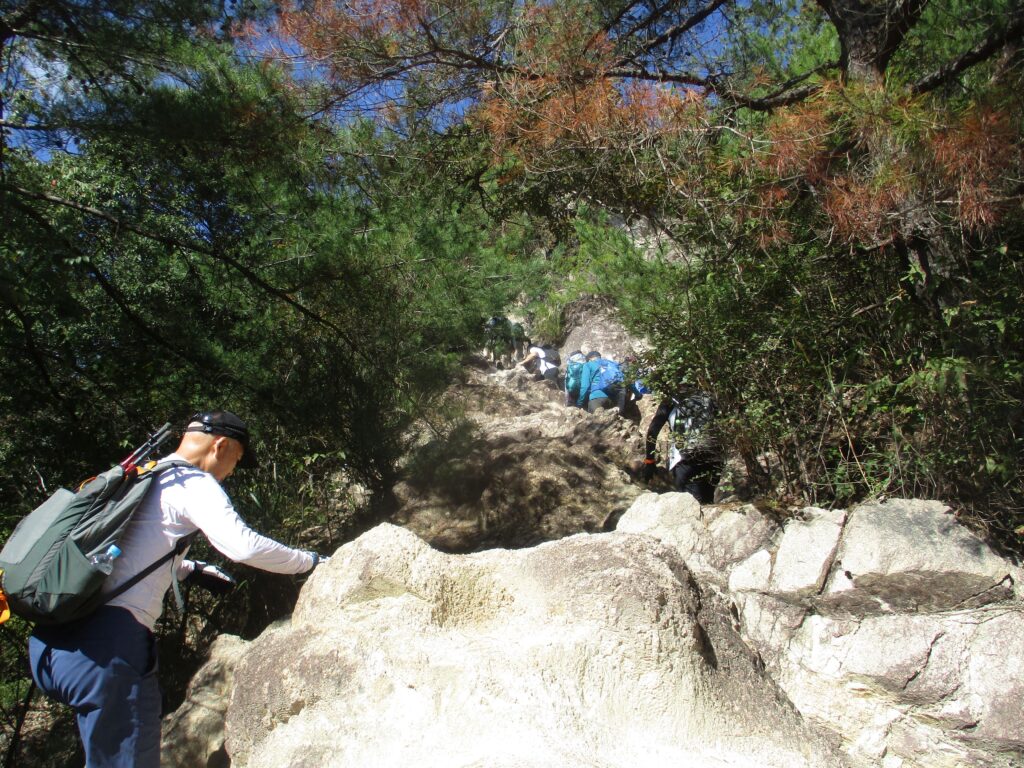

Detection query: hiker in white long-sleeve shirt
(29, 410), (328, 768)
(520, 344), (560, 385)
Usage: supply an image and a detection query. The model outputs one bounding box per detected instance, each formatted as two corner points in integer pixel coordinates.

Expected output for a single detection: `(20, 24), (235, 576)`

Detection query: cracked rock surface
(623, 494), (1024, 767)
(223, 525), (849, 768)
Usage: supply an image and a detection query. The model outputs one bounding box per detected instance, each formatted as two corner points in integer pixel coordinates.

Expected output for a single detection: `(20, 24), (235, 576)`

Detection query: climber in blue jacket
(578, 352), (624, 413)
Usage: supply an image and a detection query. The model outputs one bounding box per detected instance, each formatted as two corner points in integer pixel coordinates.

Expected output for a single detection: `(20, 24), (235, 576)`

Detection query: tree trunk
(816, 0), (930, 83)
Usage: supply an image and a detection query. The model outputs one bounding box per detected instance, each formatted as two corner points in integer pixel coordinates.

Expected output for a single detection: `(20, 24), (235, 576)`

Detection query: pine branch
(911, 7), (1024, 94)
(8, 185), (344, 335)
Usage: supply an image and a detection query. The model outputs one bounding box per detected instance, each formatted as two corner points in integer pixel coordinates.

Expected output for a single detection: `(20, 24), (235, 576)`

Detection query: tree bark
(816, 0), (930, 83)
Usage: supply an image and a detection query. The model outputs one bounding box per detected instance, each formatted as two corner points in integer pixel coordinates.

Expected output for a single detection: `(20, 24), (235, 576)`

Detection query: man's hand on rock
(308, 552), (330, 571)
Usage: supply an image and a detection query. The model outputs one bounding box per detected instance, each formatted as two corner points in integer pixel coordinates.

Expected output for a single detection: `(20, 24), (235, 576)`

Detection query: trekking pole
(120, 422), (173, 471)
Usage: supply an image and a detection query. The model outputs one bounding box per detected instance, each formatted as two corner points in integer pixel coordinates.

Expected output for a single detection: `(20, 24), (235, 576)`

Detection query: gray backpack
(0, 425), (193, 625)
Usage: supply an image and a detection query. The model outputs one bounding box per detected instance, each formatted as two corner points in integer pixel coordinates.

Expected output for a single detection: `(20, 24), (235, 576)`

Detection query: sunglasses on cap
(184, 411), (257, 468)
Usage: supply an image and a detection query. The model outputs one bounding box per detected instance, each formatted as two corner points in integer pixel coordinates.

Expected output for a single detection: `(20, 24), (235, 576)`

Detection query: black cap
(184, 411), (257, 468)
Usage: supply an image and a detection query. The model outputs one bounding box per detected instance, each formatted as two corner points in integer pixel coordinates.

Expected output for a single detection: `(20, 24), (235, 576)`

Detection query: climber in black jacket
(641, 389), (723, 504)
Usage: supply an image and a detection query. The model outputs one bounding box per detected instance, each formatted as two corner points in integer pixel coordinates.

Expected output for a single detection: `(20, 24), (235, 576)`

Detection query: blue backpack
(631, 380), (651, 397)
(591, 359), (624, 394)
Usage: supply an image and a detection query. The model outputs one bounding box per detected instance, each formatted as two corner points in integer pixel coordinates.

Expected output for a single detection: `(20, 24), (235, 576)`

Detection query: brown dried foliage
(476, 76), (704, 168)
(747, 86), (1022, 246)
(256, 1), (1022, 249)
(271, 0), (467, 85)
(929, 106), (1019, 230)
(822, 175), (910, 243)
(760, 98), (833, 180)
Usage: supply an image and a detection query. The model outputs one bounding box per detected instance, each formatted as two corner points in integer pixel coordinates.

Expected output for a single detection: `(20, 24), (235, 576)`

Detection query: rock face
(162, 501), (1024, 768)
(617, 493), (777, 581)
(161, 635), (249, 768)
(821, 499), (1015, 613)
(559, 295), (644, 363)
(621, 494), (1024, 768)
(221, 524), (847, 768)
(390, 362), (645, 552)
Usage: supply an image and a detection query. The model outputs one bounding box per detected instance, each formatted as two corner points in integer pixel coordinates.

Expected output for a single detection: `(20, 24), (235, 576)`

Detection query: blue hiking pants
(29, 606), (161, 768)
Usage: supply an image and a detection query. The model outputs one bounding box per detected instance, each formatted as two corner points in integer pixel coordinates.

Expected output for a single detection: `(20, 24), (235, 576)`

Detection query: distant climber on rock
(520, 343), (561, 386)
(641, 388), (723, 504)
(483, 316), (514, 369)
(578, 352), (624, 413)
(510, 321), (529, 362)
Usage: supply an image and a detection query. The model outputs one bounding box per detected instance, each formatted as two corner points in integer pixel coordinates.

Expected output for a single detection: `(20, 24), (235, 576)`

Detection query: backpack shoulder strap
(96, 459), (198, 606)
(100, 531), (199, 605)
(147, 458), (194, 473)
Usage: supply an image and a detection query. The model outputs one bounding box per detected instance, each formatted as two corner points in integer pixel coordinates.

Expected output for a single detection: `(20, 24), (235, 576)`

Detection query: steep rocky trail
(387, 356), (650, 552)
(161, 306), (1024, 768)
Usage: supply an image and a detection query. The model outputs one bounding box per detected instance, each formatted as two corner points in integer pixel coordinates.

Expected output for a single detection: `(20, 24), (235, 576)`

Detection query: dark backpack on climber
(0, 423), (194, 626)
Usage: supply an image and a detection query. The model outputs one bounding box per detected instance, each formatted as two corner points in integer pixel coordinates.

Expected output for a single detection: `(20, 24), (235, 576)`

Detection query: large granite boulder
(161, 634), (250, 768)
(623, 493), (1024, 767)
(218, 524), (847, 768)
(821, 499), (1017, 613)
(161, 489), (1023, 768)
(617, 492), (777, 582)
(761, 607), (1024, 766)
